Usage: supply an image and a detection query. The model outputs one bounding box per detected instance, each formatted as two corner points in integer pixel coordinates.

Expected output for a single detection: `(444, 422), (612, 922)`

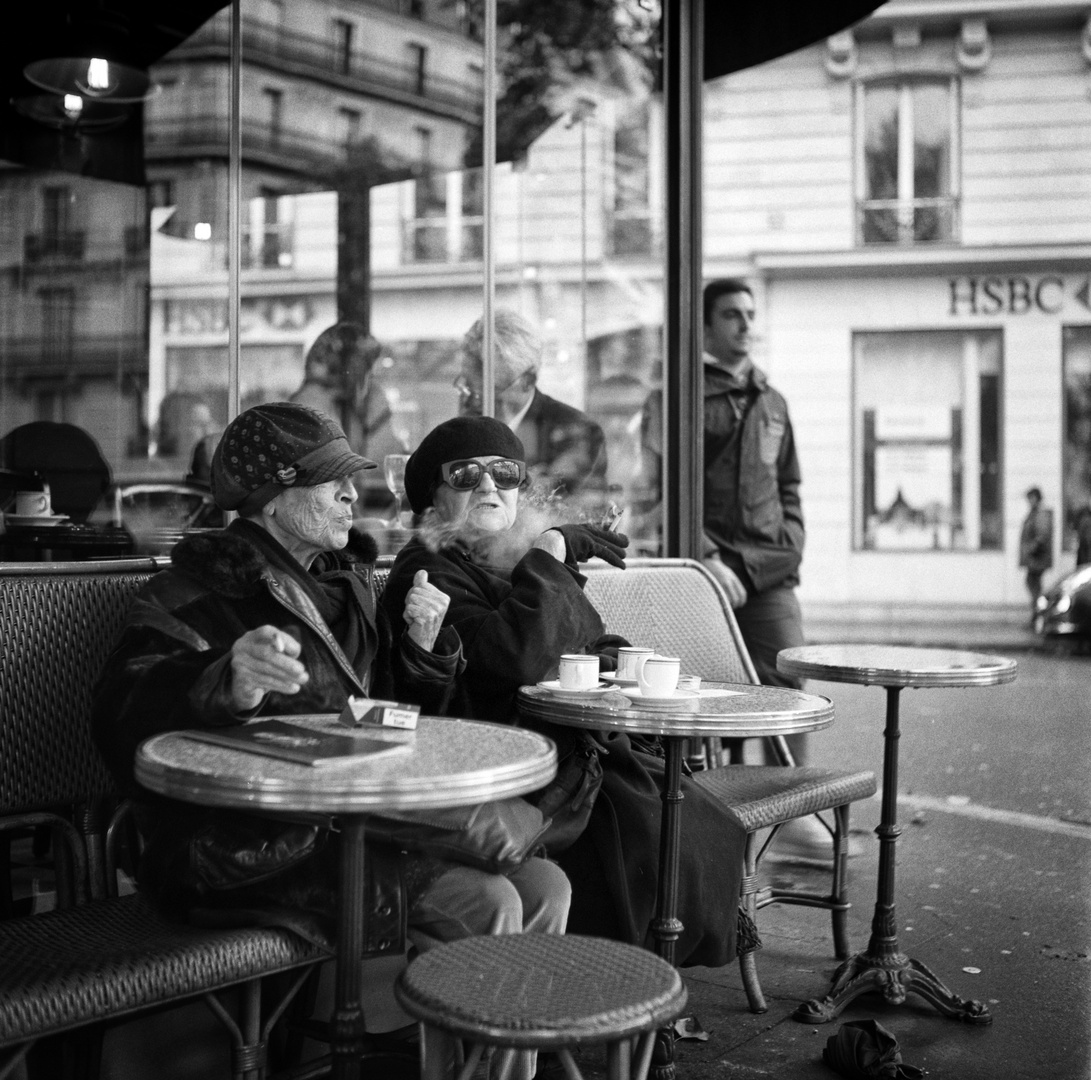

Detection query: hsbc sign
(948, 275), (1091, 316)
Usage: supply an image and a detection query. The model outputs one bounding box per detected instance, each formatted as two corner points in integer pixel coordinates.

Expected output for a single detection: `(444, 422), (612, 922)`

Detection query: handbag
(366, 797), (551, 875)
(527, 728), (605, 854)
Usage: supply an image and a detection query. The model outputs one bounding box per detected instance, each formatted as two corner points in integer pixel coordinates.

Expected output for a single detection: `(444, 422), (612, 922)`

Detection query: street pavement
(572, 645), (1091, 1080)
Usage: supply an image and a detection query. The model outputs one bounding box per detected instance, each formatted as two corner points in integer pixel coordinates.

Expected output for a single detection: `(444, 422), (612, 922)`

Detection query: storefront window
(854, 330), (1002, 551)
(1062, 325), (1091, 549)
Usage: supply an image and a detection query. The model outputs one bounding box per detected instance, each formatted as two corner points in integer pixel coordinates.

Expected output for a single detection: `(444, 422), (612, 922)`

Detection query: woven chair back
(584, 558), (760, 685)
(0, 559), (164, 812)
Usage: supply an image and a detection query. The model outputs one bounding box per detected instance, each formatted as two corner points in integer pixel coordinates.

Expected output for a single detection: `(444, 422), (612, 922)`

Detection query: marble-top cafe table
(136, 714), (557, 1080)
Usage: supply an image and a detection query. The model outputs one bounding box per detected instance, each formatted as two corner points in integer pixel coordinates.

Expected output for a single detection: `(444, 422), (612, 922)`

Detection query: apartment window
(331, 19), (354, 76)
(857, 79), (959, 245)
(337, 107), (362, 148)
(1063, 326), (1091, 549)
(43, 186), (71, 239)
(40, 287), (75, 367)
(263, 88), (283, 149)
(406, 43), (427, 95)
(854, 330), (1002, 551)
(148, 180), (174, 209)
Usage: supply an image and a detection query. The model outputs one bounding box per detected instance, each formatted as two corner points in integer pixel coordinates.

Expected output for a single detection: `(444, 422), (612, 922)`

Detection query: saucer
(536, 680), (612, 703)
(618, 686), (701, 710)
(602, 672), (638, 686)
(4, 513), (70, 528)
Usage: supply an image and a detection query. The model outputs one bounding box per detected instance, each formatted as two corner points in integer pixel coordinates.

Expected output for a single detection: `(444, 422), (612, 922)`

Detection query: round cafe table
(135, 715), (557, 1080)
(517, 680), (833, 1079)
(777, 644), (1017, 1026)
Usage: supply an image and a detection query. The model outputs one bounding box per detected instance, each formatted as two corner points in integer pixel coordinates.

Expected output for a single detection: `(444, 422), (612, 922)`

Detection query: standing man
(694, 279), (826, 860)
(1019, 486), (1053, 621)
(456, 309), (607, 506)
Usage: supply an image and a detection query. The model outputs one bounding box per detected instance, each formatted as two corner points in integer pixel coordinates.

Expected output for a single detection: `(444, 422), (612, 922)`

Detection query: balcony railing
(857, 197), (959, 245)
(146, 114), (352, 172)
(2, 334), (147, 378)
(167, 15), (482, 118)
(23, 232), (86, 263)
(401, 217), (483, 264)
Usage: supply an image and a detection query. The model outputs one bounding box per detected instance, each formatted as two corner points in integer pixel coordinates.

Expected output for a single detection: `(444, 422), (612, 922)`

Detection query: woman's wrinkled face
(266, 475), (357, 562)
(432, 455), (519, 534)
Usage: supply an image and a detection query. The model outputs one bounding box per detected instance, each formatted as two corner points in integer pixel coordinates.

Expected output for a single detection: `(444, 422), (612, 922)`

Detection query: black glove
(551, 525), (629, 569)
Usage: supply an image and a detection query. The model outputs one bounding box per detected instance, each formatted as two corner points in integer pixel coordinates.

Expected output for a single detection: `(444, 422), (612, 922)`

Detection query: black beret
(405, 416), (525, 514)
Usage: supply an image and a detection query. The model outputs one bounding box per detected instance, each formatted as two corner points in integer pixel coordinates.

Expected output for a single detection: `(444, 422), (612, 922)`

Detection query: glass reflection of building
(2, 0), (1089, 618)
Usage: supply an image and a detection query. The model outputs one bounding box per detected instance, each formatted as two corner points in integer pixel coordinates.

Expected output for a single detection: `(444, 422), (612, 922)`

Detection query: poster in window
(871, 444), (953, 550)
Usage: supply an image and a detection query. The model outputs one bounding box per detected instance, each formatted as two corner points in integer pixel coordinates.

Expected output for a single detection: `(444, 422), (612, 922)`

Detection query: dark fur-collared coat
(92, 519), (461, 953)
(382, 535), (746, 967)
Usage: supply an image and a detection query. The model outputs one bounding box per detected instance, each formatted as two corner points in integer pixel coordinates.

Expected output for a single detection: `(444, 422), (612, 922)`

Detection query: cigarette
(601, 503), (623, 530)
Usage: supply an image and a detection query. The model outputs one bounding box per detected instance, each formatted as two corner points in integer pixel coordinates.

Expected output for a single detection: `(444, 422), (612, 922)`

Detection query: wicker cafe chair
(0, 559), (327, 1080)
(583, 559), (877, 1013)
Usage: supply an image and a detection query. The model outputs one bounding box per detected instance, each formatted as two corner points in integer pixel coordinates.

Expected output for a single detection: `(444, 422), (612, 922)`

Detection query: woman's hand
(230, 625), (309, 712)
(404, 569), (451, 652)
(532, 529), (568, 561)
(549, 524), (629, 569)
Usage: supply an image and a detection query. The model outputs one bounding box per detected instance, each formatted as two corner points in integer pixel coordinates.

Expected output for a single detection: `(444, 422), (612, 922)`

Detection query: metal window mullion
(228, 0), (242, 423)
(481, 0), (497, 417)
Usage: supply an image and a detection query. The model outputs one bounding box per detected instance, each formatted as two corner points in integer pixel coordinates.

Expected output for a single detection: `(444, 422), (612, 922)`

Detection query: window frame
(853, 74), (962, 246)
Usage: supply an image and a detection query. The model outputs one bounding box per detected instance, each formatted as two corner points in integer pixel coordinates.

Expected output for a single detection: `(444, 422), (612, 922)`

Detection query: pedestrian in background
(1019, 486), (1053, 620)
(645, 279), (827, 862)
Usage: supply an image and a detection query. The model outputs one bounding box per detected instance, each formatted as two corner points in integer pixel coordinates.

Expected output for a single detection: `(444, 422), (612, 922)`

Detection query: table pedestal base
(794, 951), (993, 1026)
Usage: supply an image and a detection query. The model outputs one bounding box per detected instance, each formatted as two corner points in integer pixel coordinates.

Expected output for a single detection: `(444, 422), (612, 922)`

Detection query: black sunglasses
(440, 458), (526, 491)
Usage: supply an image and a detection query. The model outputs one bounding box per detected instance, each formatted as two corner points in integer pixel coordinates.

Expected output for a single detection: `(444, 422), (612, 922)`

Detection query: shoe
(763, 816), (863, 865)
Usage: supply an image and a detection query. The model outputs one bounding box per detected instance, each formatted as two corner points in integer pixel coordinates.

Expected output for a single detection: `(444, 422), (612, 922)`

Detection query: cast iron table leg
(794, 687), (992, 1026)
(331, 816), (368, 1080)
(649, 737), (685, 1080)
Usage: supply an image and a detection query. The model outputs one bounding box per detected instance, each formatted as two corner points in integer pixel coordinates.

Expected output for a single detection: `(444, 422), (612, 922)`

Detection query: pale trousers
(408, 857), (572, 1079)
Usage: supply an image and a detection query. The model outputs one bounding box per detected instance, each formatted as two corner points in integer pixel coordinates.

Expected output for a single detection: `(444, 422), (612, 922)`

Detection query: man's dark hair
(1026, 486), (1042, 501)
(703, 278), (753, 326)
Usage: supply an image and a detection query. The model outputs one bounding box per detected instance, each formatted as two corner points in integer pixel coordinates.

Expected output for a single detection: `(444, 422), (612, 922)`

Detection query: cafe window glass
(856, 79), (959, 245)
(1062, 326), (1091, 549)
(854, 330), (1002, 551)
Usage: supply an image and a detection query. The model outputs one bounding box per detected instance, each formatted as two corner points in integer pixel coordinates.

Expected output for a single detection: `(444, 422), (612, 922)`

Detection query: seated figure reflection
(456, 309), (607, 507)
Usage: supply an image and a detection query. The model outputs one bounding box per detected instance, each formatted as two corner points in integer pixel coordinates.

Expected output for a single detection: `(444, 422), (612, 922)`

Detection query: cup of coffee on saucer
(15, 489), (51, 517)
(614, 646), (654, 683)
(558, 654), (600, 691)
(637, 654), (681, 698)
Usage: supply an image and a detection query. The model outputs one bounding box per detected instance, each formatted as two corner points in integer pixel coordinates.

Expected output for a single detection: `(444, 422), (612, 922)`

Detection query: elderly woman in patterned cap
(92, 402), (570, 976)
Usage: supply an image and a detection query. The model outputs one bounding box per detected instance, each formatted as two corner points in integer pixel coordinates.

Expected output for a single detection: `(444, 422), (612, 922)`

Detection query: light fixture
(11, 93), (132, 133)
(24, 56), (158, 104)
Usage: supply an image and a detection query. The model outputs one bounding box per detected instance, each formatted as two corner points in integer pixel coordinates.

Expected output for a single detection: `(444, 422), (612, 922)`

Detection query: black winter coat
(92, 521), (461, 953)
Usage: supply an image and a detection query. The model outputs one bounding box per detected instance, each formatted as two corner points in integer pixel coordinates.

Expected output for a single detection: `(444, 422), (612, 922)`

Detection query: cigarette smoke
(414, 482), (607, 569)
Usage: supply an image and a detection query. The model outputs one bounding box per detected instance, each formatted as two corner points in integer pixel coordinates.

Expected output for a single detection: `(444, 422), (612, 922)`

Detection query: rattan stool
(395, 934), (687, 1080)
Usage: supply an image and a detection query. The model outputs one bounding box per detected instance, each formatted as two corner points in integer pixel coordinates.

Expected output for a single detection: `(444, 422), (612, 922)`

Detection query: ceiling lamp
(24, 56), (158, 104)
(11, 92), (132, 132)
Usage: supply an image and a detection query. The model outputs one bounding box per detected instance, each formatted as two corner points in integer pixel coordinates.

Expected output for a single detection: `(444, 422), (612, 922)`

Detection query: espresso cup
(15, 490), (50, 517)
(558, 654), (600, 690)
(615, 646), (654, 681)
(637, 654), (681, 697)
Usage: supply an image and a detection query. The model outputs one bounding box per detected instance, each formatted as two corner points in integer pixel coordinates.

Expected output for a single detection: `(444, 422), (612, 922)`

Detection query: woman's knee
(509, 857), (572, 933)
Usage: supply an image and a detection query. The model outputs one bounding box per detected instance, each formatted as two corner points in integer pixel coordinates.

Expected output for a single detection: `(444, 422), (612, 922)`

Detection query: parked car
(1034, 564), (1091, 648)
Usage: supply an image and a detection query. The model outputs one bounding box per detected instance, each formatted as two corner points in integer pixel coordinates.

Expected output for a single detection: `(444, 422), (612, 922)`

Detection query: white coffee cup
(15, 490), (50, 517)
(558, 654), (600, 690)
(615, 646), (654, 681)
(637, 654), (681, 697)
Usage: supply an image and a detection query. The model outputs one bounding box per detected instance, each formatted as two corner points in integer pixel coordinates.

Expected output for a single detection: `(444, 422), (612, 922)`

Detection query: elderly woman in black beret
(381, 415), (747, 970)
(92, 402), (570, 975)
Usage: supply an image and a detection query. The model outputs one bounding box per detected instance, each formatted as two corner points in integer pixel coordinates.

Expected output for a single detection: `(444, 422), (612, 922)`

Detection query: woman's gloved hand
(550, 524), (629, 569)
